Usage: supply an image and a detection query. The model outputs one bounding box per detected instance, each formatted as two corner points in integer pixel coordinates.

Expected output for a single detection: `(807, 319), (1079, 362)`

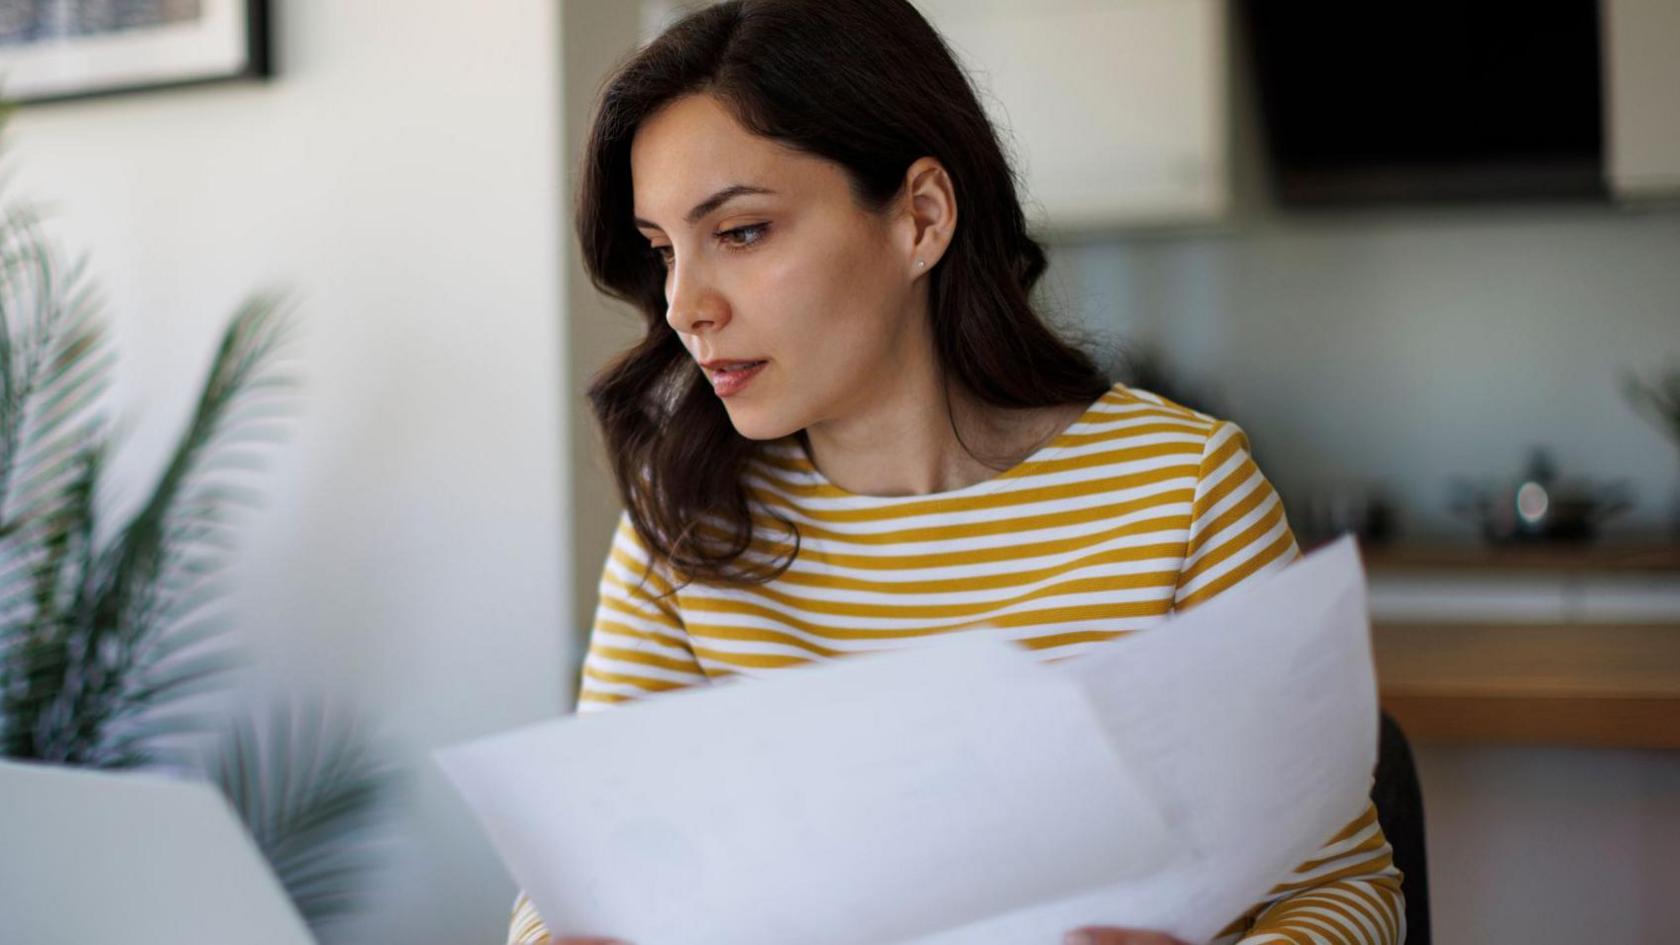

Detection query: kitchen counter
(1358, 540), (1680, 749)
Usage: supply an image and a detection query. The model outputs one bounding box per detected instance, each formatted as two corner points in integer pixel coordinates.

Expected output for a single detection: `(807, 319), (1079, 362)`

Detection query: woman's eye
(647, 223), (768, 268)
(719, 222), (769, 250)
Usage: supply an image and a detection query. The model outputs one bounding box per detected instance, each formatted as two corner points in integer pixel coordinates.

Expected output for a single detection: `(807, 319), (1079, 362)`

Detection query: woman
(512, 1), (1405, 943)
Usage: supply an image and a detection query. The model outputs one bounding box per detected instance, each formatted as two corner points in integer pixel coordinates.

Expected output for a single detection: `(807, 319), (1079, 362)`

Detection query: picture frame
(0, 0), (272, 105)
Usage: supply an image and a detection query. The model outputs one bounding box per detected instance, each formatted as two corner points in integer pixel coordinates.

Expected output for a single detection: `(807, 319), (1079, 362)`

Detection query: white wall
(1044, 205), (1680, 541)
(9, 1), (570, 942)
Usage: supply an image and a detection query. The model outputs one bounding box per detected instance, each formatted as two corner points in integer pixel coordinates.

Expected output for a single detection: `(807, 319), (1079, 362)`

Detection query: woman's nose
(665, 260), (729, 336)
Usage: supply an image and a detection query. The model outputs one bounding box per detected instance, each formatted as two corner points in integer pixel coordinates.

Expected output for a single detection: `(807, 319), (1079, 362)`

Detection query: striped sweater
(508, 382), (1405, 945)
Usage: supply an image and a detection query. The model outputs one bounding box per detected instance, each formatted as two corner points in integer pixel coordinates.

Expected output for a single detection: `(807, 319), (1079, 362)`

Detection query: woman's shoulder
(1091, 380), (1224, 432)
(1080, 383), (1256, 480)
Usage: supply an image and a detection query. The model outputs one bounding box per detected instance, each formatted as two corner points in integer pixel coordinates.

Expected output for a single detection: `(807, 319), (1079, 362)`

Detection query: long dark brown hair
(578, 0), (1111, 588)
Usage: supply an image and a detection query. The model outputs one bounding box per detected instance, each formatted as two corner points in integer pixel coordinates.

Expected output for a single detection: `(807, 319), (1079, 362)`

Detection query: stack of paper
(436, 535), (1377, 945)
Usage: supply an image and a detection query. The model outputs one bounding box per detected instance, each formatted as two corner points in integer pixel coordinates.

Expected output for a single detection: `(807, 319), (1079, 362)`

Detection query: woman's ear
(898, 156), (957, 276)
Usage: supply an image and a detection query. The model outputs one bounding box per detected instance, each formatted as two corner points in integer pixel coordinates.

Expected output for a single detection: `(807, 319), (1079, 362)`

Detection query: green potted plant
(0, 104), (397, 932)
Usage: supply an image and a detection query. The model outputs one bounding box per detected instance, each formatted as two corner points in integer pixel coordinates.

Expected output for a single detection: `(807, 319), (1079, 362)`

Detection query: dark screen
(1239, 3), (1605, 204)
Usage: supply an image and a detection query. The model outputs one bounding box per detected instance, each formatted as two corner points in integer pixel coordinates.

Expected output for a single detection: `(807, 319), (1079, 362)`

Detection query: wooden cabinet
(1604, 0), (1680, 200)
(1374, 622), (1680, 749)
(914, 0), (1229, 231)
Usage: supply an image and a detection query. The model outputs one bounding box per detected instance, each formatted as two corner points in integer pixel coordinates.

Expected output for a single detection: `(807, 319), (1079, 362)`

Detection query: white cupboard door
(915, 0), (1229, 231)
(1604, 0), (1680, 200)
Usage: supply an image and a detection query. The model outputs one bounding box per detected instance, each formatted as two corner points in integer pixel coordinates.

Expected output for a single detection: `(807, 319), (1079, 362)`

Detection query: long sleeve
(505, 511), (710, 945)
(1176, 421), (1406, 945)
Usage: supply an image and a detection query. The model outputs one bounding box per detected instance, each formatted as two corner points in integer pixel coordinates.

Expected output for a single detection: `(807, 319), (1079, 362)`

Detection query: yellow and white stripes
(1235, 800), (1408, 944)
(509, 383), (1403, 945)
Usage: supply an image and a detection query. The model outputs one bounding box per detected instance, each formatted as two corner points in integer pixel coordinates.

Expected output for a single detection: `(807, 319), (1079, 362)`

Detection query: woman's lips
(709, 360), (767, 397)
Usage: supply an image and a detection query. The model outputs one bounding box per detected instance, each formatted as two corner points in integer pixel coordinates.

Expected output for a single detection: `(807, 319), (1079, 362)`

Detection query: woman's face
(630, 93), (927, 441)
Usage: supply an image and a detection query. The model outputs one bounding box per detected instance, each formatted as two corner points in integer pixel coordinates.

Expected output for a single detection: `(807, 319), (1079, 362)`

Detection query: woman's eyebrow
(633, 184), (777, 230)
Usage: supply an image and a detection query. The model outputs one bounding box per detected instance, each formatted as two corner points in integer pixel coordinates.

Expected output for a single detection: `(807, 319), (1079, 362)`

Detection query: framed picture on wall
(0, 0), (271, 105)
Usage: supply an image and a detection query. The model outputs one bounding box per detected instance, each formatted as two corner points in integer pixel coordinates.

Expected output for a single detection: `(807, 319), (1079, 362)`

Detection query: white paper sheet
(435, 535), (1377, 945)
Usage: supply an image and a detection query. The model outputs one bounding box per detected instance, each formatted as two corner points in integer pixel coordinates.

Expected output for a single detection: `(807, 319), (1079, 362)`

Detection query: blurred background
(1, 0), (1676, 943)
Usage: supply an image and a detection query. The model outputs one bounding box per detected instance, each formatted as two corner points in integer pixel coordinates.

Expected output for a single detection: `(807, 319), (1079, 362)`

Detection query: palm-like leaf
(1622, 363), (1680, 452)
(73, 294), (295, 767)
(0, 193), (117, 761)
(0, 102), (297, 765)
(205, 697), (400, 931)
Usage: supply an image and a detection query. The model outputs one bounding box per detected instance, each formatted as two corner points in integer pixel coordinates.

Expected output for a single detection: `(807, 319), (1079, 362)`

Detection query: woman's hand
(1063, 928), (1189, 945)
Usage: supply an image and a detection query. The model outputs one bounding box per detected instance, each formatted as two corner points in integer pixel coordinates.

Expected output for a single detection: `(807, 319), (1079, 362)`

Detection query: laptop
(0, 757), (317, 945)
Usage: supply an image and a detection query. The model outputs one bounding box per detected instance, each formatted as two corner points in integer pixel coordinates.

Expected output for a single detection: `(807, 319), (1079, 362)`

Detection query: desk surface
(1373, 622), (1680, 749)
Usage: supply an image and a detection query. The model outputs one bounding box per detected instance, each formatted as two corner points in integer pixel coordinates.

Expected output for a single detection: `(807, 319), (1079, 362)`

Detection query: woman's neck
(799, 373), (1085, 498)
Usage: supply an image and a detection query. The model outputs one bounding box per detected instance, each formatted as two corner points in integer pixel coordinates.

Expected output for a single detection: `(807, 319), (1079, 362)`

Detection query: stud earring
(916, 260), (925, 268)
